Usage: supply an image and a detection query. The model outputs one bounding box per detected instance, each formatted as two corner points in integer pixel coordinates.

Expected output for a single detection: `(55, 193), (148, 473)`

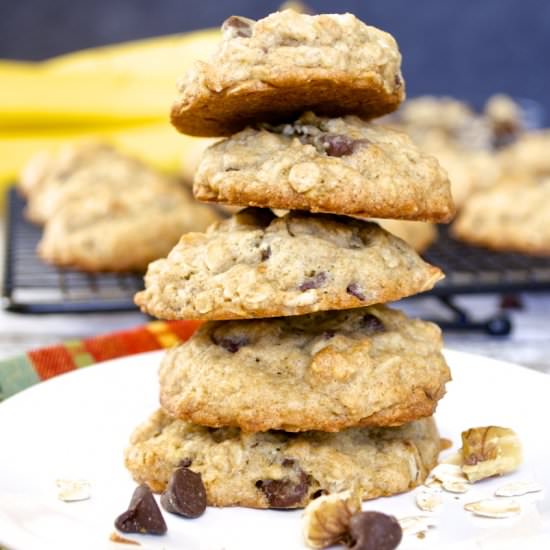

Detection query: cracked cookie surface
(171, 11), (404, 136)
(158, 305), (450, 431)
(125, 410), (440, 508)
(135, 208), (443, 320)
(194, 112), (454, 221)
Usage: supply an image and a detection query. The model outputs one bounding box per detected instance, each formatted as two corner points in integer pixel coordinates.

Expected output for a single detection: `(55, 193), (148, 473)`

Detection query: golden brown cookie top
(171, 11), (404, 136)
(135, 208), (443, 320)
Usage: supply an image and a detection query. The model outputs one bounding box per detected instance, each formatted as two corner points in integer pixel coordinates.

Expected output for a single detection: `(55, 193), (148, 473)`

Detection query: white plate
(1, 349), (550, 550)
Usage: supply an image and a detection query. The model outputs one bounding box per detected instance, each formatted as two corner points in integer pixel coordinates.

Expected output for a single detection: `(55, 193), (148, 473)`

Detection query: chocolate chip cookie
(125, 409), (440, 508)
(38, 184), (219, 272)
(452, 176), (550, 256)
(171, 11), (404, 137)
(158, 305), (450, 431)
(135, 208), (443, 320)
(21, 142), (219, 272)
(193, 112), (454, 221)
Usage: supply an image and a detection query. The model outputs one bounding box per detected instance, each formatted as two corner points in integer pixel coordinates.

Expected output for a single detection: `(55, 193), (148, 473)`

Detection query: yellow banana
(1, 28), (220, 129)
(45, 28), (219, 76)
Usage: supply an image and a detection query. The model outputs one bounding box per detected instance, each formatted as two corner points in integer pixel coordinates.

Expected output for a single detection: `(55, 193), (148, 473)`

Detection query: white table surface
(1, 223), (549, 374)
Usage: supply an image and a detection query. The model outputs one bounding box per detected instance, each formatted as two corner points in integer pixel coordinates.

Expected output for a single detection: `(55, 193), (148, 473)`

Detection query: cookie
(125, 409), (440, 508)
(452, 176), (550, 256)
(38, 184), (219, 273)
(374, 219), (437, 253)
(497, 130), (550, 179)
(158, 305), (450, 432)
(135, 208), (443, 320)
(171, 11), (404, 137)
(23, 142), (219, 272)
(193, 112), (454, 221)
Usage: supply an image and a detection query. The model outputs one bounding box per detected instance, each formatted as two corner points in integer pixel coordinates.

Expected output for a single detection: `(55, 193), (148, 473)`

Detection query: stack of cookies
(125, 10), (455, 510)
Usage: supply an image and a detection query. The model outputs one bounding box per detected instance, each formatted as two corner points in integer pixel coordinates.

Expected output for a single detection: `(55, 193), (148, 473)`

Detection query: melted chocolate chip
(210, 333), (250, 353)
(160, 468), (207, 518)
(179, 458), (192, 468)
(360, 314), (385, 334)
(319, 135), (370, 157)
(346, 283), (366, 301)
(260, 246), (271, 261)
(222, 15), (253, 38)
(282, 458), (296, 468)
(256, 470), (309, 508)
(299, 271), (328, 291)
(320, 134), (355, 157)
(114, 484), (167, 535)
(394, 74), (403, 88)
(348, 511), (402, 550)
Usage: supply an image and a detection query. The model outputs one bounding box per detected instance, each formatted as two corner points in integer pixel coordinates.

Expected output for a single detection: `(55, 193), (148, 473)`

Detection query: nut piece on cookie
(124, 410), (441, 509)
(171, 11), (405, 136)
(135, 208), (444, 320)
(194, 112), (454, 221)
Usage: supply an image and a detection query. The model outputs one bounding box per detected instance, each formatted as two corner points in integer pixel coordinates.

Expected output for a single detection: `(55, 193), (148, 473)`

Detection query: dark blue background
(2, 0), (549, 117)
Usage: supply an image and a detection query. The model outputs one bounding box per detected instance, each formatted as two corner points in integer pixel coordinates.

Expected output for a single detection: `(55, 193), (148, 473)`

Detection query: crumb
(416, 531), (426, 539)
(109, 532), (140, 545)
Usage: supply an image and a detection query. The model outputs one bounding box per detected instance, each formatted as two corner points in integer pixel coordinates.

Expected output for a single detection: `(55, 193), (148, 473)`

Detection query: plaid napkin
(0, 320), (201, 402)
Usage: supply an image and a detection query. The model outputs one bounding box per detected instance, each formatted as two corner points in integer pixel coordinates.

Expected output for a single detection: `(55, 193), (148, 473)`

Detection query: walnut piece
(461, 426), (522, 483)
(303, 490), (361, 549)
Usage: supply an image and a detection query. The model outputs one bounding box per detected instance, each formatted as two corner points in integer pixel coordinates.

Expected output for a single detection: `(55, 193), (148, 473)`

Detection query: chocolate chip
(347, 511), (402, 550)
(282, 458), (296, 468)
(256, 470), (309, 508)
(360, 314), (385, 334)
(260, 246), (271, 261)
(222, 15), (253, 38)
(349, 232), (365, 249)
(114, 484), (167, 535)
(179, 458), (192, 468)
(322, 330), (336, 340)
(320, 134), (355, 157)
(319, 135), (370, 157)
(160, 468), (207, 519)
(210, 332), (249, 353)
(346, 283), (366, 301)
(299, 271), (328, 291)
(394, 74), (403, 88)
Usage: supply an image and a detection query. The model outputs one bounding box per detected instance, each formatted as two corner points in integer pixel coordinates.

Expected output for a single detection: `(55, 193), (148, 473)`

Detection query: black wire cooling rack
(2, 188), (143, 313)
(3, 187), (550, 332)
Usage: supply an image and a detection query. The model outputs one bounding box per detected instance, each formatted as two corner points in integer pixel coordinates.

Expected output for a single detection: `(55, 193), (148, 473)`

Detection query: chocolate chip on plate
(346, 282), (366, 301)
(347, 511), (402, 550)
(256, 470), (309, 508)
(114, 484), (167, 535)
(299, 271), (328, 291)
(160, 467), (207, 518)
